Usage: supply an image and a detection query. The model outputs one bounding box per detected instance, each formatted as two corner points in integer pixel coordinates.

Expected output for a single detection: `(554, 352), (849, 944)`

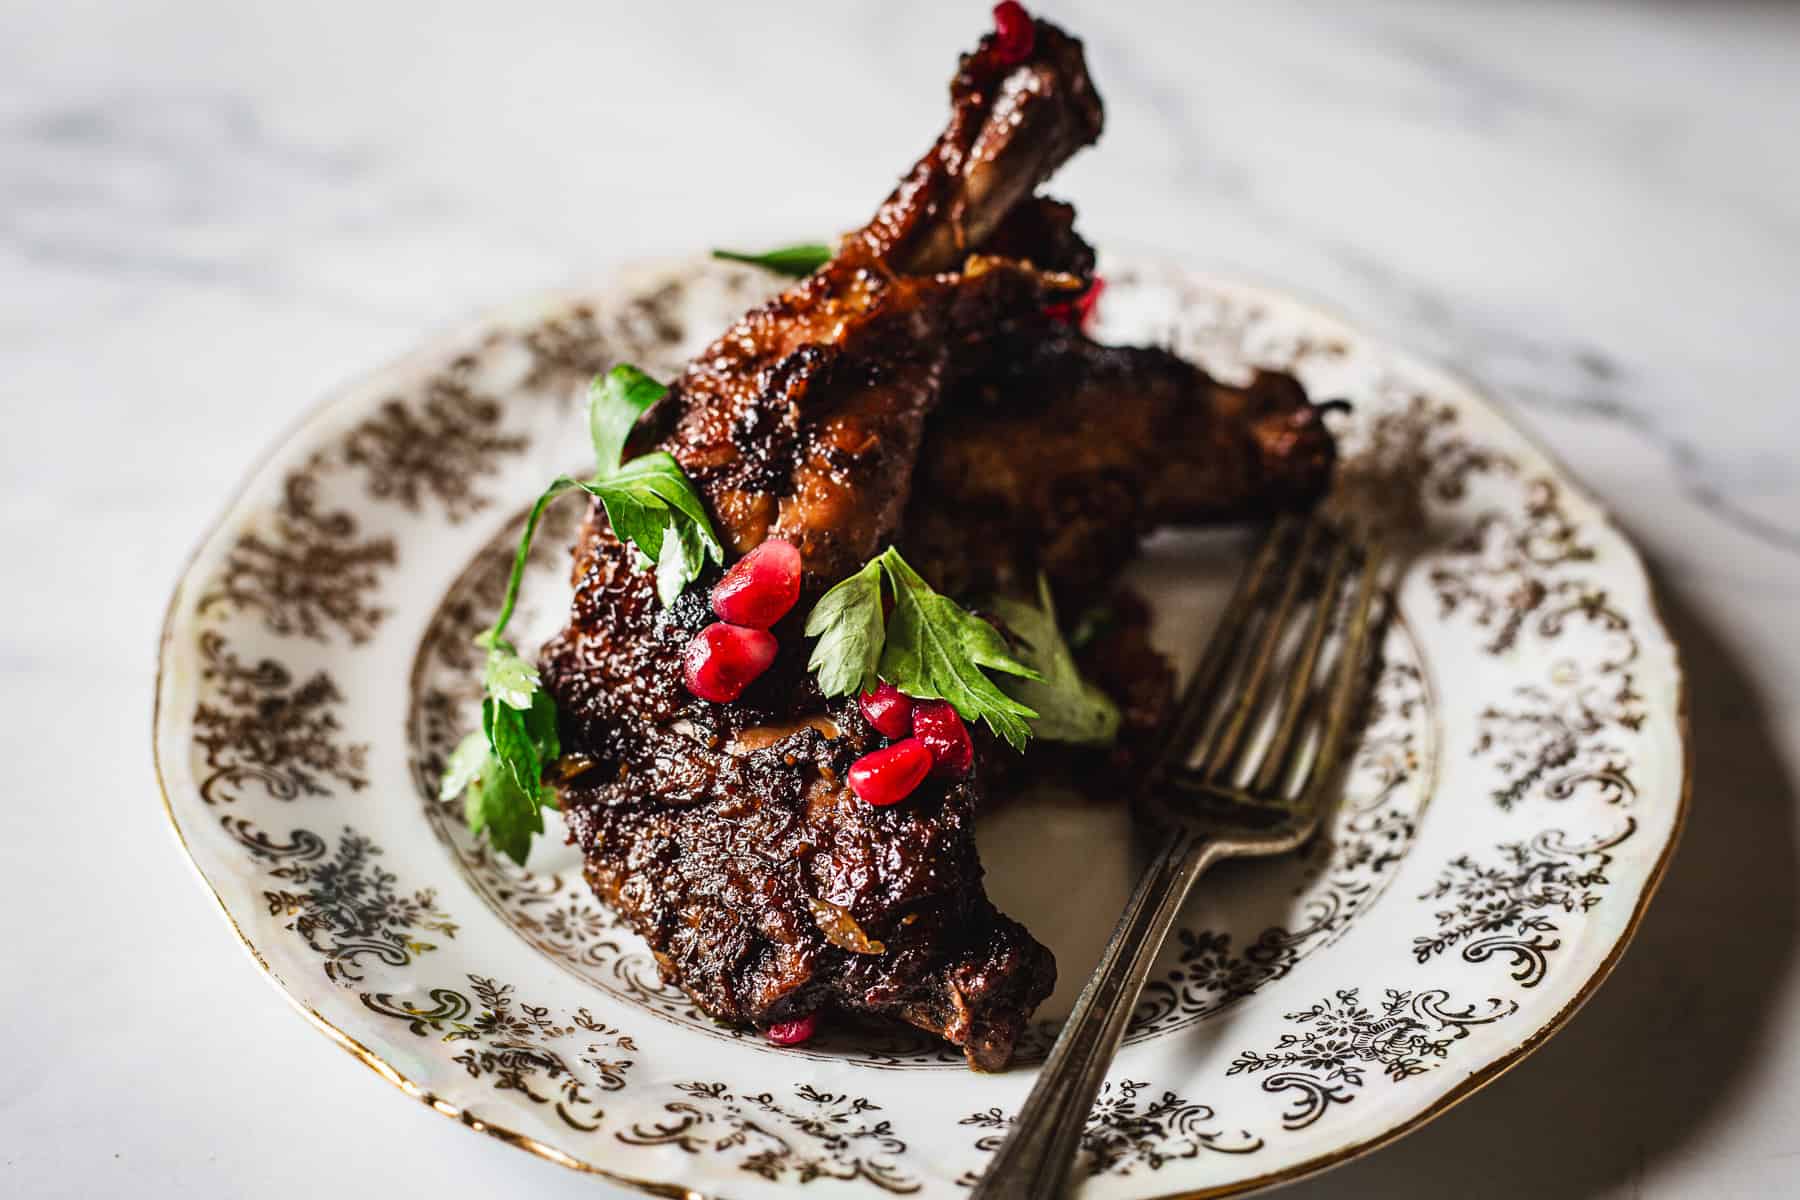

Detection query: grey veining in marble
(2, 2), (1796, 1197)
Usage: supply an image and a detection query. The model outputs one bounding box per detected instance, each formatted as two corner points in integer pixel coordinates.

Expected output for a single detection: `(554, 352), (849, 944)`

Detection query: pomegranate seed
(991, 2), (1035, 65)
(1046, 276), (1105, 330)
(683, 622), (778, 703)
(1075, 276), (1105, 327)
(848, 738), (933, 807)
(766, 1013), (818, 1046)
(912, 700), (974, 779)
(859, 681), (915, 739)
(711, 538), (803, 629)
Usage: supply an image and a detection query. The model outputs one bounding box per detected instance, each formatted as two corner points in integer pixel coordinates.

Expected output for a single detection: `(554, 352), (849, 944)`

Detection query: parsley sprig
(806, 547), (1040, 749)
(439, 364), (722, 865)
(987, 575), (1121, 746)
(438, 636), (561, 866)
(805, 550), (1122, 752)
(711, 243), (833, 277)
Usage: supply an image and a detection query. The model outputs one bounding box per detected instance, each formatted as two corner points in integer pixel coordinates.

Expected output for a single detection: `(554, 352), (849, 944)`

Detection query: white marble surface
(3, 1), (1797, 1196)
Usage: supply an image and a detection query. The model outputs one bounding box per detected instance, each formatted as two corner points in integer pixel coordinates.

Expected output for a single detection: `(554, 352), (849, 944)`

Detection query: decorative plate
(154, 257), (1687, 1199)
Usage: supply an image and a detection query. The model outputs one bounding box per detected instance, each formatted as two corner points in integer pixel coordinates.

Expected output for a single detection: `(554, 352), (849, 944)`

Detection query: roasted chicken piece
(628, 26), (1103, 591)
(540, 12), (1334, 1070)
(903, 327), (1335, 607)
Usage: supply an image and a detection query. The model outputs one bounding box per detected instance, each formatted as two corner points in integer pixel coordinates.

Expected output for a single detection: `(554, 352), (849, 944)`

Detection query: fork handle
(970, 829), (1218, 1200)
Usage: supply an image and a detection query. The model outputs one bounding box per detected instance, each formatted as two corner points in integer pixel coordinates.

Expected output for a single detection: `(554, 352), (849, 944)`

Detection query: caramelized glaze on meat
(903, 327), (1336, 606)
(539, 13), (1336, 1069)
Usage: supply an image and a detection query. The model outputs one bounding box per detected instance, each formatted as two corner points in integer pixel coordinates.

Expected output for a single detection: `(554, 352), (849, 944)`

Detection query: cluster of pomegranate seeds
(858, 681), (914, 738)
(765, 1013), (818, 1046)
(849, 738), (935, 807)
(711, 538), (802, 628)
(991, 2), (1035, 65)
(847, 690), (975, 807)
(682, 539), (802, 704)
(1046, 276), (1105, 330)
(911, 700), (974, 779)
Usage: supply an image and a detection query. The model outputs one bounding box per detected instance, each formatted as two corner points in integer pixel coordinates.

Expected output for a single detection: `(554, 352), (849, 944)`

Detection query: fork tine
(1196, 520), (1323, 780)
(1157, 516), (1297, 766)
(1250, 536), (1354, 795)
(1291, 542), (1385, 803)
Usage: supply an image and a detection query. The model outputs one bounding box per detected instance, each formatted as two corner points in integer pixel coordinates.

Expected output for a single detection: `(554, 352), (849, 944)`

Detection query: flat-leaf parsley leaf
(439, 363), (722, 865)
(804, 558), (885, 697)
(876, 551), (1039, 750)
(988, 575), (1121, 746)
(711, 243), (833, 277)
(587, 363), (666, 477)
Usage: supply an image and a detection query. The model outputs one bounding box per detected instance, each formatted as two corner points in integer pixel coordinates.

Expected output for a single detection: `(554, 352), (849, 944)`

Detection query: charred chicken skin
(540, 14), (1335, 1069)
(904, 327), (1336, 607)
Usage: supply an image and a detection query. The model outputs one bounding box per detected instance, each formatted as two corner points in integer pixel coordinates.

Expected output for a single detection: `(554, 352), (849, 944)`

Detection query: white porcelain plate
(154, 257), (1687, 1198)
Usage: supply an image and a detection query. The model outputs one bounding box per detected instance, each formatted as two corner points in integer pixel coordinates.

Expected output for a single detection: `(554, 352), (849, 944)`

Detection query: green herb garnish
(438, 637), (561, 867)
(440, 364), (722, 865)
(806, 553), (1124, 751)
(712, 242), (833, 277)
(804, 558), (885, 698)
(805, 547), (1040, 750)
(988, 575), (1122, 747)
(877, 551), (1042, 750)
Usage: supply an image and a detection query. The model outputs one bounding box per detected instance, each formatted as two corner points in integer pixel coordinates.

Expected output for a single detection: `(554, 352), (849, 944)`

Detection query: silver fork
(969, 516), (1385, 1200)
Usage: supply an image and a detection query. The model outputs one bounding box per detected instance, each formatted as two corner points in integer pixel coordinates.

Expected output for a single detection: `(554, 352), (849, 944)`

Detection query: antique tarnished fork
(970, 516), (1385, 1200)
